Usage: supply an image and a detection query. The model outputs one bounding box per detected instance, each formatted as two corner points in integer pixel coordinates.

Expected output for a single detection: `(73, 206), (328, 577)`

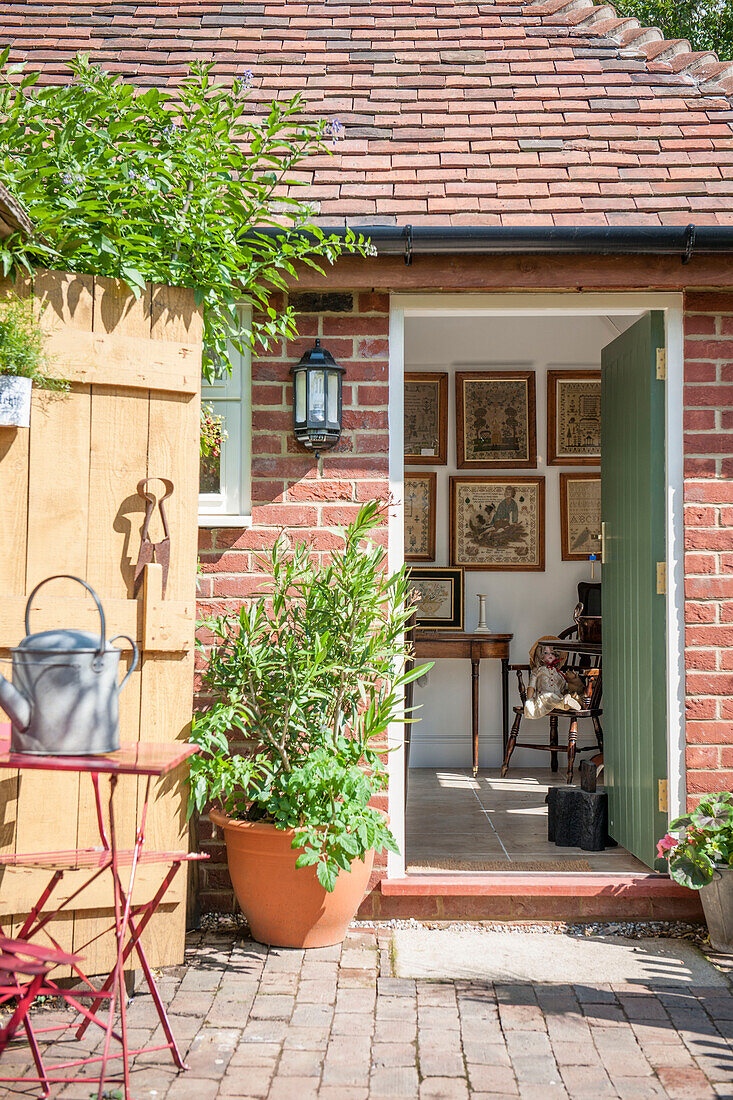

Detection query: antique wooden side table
(412, 631), (513, 775)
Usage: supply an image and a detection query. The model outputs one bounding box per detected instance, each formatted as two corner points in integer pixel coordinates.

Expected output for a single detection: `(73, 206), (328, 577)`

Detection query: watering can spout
(0, 675), (31, 732)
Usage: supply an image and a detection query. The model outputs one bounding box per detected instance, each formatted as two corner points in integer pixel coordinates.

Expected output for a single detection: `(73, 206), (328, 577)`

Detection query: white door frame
(387, 291), (685, 879)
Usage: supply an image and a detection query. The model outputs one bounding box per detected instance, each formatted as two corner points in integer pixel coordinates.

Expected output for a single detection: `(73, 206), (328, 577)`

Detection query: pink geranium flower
(656, 833), (678, 859)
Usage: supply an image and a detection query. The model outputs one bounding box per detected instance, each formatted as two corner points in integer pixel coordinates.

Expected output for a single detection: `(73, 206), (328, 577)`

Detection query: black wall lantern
(290, 339), (345, 454)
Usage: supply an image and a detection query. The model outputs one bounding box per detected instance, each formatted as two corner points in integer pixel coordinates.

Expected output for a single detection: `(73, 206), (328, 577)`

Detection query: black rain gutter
(251, 224), (733, 264)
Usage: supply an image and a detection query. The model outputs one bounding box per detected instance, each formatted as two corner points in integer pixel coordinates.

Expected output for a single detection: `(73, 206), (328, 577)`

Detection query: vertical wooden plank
(0, 280), (32, 871)
(9, 272), (94, 959)
(71, 279), (153, 975)
(139, 285), (201, 965)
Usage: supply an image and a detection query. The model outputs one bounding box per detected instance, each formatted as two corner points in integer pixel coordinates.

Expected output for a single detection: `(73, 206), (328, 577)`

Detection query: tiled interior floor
(405, 767), (649, 872)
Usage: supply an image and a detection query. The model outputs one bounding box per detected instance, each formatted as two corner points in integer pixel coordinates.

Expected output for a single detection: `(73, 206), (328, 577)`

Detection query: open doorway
(387, 294), (685, 881)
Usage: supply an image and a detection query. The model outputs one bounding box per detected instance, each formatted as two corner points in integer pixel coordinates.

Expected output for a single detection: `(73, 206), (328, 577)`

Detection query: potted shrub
(0, 296), (66, 427)
(188, 501), (421, 948)
(658, 791), (733, 952)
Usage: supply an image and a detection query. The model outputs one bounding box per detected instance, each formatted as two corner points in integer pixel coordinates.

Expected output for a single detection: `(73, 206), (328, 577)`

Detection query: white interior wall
(405, 313), (628, 769)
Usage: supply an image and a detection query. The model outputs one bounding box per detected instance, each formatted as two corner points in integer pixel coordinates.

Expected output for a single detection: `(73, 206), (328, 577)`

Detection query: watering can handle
(109, 635), (139, 689)
(24, 575), (107, 662)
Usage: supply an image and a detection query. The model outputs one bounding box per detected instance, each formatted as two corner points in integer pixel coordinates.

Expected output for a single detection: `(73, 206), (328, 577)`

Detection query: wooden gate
(0, 269), (201, 974)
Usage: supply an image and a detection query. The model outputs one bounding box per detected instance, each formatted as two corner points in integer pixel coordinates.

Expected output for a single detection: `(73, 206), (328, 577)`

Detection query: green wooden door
(602, 311), (667, 869)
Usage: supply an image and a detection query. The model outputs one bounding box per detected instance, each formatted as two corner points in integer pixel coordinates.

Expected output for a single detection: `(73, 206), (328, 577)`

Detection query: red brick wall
(196, 289), (390, 912)
(683, 290), (733, 806)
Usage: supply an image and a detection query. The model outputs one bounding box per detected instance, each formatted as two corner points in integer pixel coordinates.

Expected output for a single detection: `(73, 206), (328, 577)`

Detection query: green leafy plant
(189, 501), (424, 891)
(657, 791), (733, 888)
(0, 54), (373, 380)
(0, 295), (66, 390)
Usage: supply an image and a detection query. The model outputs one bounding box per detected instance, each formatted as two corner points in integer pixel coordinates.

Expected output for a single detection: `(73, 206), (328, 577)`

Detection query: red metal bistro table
(0, 732), (206, 1099)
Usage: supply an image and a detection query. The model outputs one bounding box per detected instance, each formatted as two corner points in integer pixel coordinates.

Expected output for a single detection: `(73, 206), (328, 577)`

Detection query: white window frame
(198, 304), (253, 526)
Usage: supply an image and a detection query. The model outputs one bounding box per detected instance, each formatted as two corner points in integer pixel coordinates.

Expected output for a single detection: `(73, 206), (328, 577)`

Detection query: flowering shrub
(657, 791), (733, 889)
(200, 403), (227, 459)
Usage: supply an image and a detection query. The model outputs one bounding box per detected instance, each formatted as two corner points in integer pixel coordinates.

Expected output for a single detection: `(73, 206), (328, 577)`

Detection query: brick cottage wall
(683, 290), (733, 807)
(195, 289), (390, 913)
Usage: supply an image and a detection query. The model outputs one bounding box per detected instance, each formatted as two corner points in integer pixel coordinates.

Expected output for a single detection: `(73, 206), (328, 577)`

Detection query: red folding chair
(0, 935), (81, 1082)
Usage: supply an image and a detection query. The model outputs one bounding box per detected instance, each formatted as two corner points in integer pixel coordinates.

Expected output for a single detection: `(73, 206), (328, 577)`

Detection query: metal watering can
(0, 575), (139, 755)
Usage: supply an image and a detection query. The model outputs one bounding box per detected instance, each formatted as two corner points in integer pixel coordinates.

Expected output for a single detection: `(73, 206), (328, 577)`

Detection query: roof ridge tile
(525, 0), (733, 100)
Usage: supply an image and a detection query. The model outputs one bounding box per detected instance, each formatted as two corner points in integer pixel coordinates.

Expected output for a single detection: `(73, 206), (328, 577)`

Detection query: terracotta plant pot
(210, 808), (374, 948)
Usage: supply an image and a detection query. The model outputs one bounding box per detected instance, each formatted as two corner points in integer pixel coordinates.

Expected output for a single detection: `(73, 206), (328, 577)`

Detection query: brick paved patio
(4, 927), (733, 1099)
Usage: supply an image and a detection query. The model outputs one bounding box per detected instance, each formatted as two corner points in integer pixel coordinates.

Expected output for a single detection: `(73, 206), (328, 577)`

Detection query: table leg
(501, 657), (510, 758)
(471, 657), (480, 777)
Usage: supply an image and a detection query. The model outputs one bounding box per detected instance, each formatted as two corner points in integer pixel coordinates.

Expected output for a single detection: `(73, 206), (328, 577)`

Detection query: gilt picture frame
(456, 370), (536, 469)
(547, 369), (601, 466)
(408, 566), (464, 631)
(450, 475), (545, 571)
(404, 471), (437, 561)
(560, 473), (601, 562)
(404, 372), (448, 466)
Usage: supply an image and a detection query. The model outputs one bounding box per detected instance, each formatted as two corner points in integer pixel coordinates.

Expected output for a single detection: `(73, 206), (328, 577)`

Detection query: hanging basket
(0, 376), (32, 427)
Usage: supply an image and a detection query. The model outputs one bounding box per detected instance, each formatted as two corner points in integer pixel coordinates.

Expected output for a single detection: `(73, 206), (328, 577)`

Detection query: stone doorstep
(380, 872), (697, 897)
(367, 871), (705, 921)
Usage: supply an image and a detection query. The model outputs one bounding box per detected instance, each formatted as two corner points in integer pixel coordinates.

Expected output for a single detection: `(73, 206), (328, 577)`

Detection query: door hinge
(656, 562), (666, 595)
(658, 779), (668, 813)
(656, 348), (667, 380)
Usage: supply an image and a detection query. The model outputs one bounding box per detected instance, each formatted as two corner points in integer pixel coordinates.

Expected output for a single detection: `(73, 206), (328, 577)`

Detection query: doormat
(407, 859), (592, 872)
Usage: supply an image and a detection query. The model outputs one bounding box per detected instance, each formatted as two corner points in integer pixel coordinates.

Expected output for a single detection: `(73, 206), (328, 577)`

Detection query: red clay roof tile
(2, 0), (733, 223)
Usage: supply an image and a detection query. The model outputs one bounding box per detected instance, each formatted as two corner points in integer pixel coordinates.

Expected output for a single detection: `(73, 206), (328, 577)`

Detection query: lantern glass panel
(294, 370), (306, 424)
(327, 371), (339, 423)
(309, 369), (326, 422)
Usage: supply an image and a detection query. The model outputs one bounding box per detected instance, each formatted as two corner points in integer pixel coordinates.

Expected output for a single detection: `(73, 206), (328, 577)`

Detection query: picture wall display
(456, 370), (537, 469)
(450, 476), (545, 572)
(404, 372), (448, 465)
(560, 473), (601, 561)
(404, 471), (437, 562)
(408, 566), (464, 631)
(547, 369), (601, 466)
(403, 364), (602, 575)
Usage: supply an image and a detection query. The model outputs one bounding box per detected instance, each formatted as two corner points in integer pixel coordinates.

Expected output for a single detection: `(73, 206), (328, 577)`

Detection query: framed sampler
(408, 566), (464, 631)
(547, 369), (601, 466)
(560, 473), (601, 561)
(404, 471), (437, 562)
(450, 475), (545, 571)
(455, 370), (536, 469)
(404, 372), (448, 466)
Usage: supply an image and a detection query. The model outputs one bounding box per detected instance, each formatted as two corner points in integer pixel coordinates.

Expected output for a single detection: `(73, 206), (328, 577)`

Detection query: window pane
(310, 369), (326, 422)
(200, 450), (221, 495)
(327, 371), (339, 422)
(295, 370), (306, 423)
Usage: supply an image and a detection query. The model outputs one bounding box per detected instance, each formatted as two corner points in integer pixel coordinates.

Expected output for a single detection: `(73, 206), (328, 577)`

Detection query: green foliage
(658, 791), (733, 889)
(0, 295), (66, 389)
(0, 53), (373, 380)
(189, 501), (425, 892)
(613, 0), (733, 59)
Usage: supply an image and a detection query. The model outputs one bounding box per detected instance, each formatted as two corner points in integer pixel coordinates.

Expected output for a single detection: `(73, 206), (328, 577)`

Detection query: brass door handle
(600, 522), (607, 565)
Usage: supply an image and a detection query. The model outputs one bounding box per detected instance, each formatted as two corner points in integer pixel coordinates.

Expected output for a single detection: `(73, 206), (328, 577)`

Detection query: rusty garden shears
(133, 478), (173, 598)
